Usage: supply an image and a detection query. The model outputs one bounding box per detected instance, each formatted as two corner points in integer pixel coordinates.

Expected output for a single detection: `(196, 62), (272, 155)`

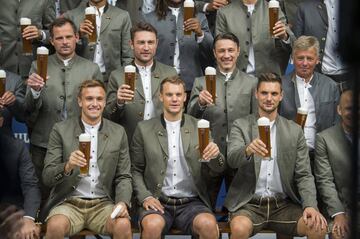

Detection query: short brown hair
(77, 80), (106, 98)
(50, 18), (77, 38)
(292, 35), (320, 56)
(256, 73), (282, 90)
(160, 75), (186, 93)
(213, 33), (240, 49)
(130, 22), (157, 41)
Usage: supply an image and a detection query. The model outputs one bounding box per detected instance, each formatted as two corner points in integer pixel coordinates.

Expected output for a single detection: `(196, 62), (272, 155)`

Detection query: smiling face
(213, 39), (240, 73)
(50, 22), (79, 60)
(78, 86), (106, 125)
(293, 47), (319, 81)
(131, 30), (158, 66)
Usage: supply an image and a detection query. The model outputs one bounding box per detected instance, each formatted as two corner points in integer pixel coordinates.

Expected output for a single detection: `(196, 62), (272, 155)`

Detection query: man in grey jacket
(64, 0), (133, 82)
(24, 18), (103, 198)
(226, 73), (327, 239)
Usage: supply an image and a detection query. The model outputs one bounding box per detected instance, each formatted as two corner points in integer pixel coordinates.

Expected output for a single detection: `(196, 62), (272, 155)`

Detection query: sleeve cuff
(281, 36), (291, 44)
(30, 88), (41, 99)
(332, 212), (346, 218)
(196, 33), (205, 43)
(203, 3), (209, 13)
(23, 216), (35, 221)
(41, 30), (46, 42)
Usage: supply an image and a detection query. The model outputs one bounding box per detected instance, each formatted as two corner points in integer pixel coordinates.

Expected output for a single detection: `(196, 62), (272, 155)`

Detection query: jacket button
(59, 95), (64, 99)
(157, 183), (161, 188)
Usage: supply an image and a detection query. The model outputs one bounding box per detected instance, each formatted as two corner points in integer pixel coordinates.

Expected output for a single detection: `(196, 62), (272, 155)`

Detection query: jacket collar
(160, 113), (185, 129)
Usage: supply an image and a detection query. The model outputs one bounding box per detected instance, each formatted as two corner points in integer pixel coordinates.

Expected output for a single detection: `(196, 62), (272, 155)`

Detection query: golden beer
(268, 0), (279, 38)
(79, 133), (91, 177)
(20, 18), (32, 55)
(295, 107), (308, 129)
(85, 7), (97, 46)
(37, 47), (49, 83)
(0, 70), (6, 97)
(184, 0), (195, 36)
(205, 67), (216, 103)
(198, 119), (210, 162)
(124, 65), (136, 100)
(257, 117), (271, 159)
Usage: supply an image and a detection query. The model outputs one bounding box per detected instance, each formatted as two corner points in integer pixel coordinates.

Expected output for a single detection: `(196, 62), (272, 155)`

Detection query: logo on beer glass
(257, 117), (271, 160)
(79, 133), (91, 177)
(205, 66), (216, 104)
(37, 47), (49, 83)
(198, 119), (210, 162)
(20, 17), (32, 55)
(85, 7), (97, 46)
(295, 107), (308, 129)
(0, 70), (6, 98)
(124, 65), (136, 102)
(268, 0), (279, 38)
(184, 0), (194, 36)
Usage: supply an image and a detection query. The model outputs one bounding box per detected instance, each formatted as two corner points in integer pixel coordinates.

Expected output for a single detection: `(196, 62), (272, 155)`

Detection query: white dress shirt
(162, 119), (198, 198)
(72, 120), (107, 199)
(255, 120), (285, 197)
(55, 0), (61, 17)
(296, 75), (316, 149)
(135, 63), (155, 120)
(93, 5), (106, 73)
(322, 0), (347, 75)
(244, 4), (256, 74)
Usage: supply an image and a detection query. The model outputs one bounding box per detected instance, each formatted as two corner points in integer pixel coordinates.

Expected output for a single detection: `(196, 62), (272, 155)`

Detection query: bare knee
(193, 213), (218, 239)
(45, 215), (70, 238)
(230, 216), (253, 239)
(110, 218), (132, 239)
(297, 218), (327, 239)
(141, 214), (165, 239)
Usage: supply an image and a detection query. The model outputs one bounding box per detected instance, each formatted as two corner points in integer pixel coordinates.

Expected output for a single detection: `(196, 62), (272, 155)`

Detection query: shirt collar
(135, 62), (153, 73)
(82, 119), (101, 131)
(295, 74), (314, 87)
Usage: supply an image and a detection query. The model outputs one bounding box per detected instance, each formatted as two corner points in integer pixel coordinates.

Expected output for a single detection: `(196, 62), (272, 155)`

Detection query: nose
(223, 50), (230, 58)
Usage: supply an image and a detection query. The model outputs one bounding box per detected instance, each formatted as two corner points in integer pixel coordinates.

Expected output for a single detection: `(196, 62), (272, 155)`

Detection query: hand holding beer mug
(269, 0), (288, 40)
(20, 18), (33, 55)
(198, 119), (218, 162)
(295, 107), (308, 129)
(257, 117), (271, 159)
(183, 0), (195, 36)
(84, 7), (97, 46)
(117, 65), (136, 104)
(37, 47), (49, 83)
(79, 133), (91, 177)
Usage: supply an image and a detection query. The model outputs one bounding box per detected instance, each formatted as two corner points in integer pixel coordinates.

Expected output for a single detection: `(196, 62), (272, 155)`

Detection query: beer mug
(183, 0), (194, 36)
(124, 65), (136, 102)
(79, 133), (91, 177)
(205, 67), (216, 103)
(198, 119), (210, 162)
(295, 107), (308, 129)
(257, 117), (271, 159)
(268, 0), (279, 38)
(37, 47), (49, 83)
(20, 18), (33, 55)
(85, 7), (97, 46)
(0, 70), (6, 97)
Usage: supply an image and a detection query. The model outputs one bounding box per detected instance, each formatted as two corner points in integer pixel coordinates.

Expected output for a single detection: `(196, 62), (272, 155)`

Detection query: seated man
(131, 76), (225, 239)
(40, 80), (132, 239)
(315, 90), (353, 239)
(226, 73), (327, 239)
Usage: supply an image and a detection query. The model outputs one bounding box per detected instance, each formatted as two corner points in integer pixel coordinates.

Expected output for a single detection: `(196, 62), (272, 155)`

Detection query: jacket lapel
(135, 72), (145, 99)
(100, 6), (112, 33)
(97, 129), (109, 160)
(291, 73), (301, 109)
(251, 117), (261, 182)
(151, 63), (161, 98)
(317, 2), (329, 27)
(181, 124), (191, 156)
(157, 126), (169, 158)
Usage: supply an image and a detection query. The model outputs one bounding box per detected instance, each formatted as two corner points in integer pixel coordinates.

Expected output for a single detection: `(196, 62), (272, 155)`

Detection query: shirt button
(173, 187), (176, 189)
(174, 173), (176, 176)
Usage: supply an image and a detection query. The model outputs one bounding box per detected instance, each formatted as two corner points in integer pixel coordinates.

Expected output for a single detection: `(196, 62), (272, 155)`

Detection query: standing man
(105, 22), (177, 142)
(226, 73), (327, 239)
(0, 0), (55, 78)
(143, 0), (214, 95)
(216, 0), (294, 76)
(64, 0), (133, 82)
(280, 36), (339, 160)
(131, 76), (224, 239)
(187, 33), (257, 207)
(25, 18), (103, 197)
(41, 80), (132, 239)
(293, 0), (349, 90)
(315, 90), (353, 239)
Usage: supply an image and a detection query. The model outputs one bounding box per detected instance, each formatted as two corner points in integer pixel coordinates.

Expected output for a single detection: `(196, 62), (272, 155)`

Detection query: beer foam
(198, 119), (209, 128)
(85, 7), (96, 15)
(37, 46), (49, 55)
(20, 17), (31, 25)
(297, 107), (308, 114)
(124, 65), (136, 73)
(205, 67), (216, 75)
(269, 0), (279, 8)
(184, 0), (194, 8)
(257, 117), (270, 126)
(0, 70), (6, 78)
(79, 133), (91, 142)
